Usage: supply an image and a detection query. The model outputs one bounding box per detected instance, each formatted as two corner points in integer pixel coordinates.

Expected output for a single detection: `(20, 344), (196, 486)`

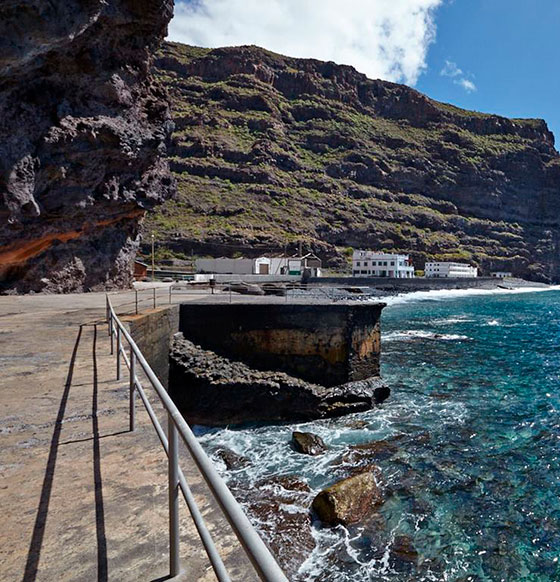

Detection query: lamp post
(151, 233), (155, 281)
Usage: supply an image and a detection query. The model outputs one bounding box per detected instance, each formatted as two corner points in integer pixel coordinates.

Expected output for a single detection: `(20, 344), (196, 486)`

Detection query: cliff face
(0, 0), (175, 293)
(149, 42), (560, 281)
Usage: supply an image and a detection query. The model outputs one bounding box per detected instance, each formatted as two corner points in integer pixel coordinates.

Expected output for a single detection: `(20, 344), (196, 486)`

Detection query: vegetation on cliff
(147, 41), (560, 281)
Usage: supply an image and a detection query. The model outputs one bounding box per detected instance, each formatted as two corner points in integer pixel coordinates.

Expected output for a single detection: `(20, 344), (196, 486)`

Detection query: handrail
(105, 295), (288, 582)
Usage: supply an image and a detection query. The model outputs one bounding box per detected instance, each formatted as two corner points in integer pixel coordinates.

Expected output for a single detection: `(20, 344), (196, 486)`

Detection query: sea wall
(122, 305), (179, 387)
(178, 303), (385, 387)
(310, 276), (499, 290)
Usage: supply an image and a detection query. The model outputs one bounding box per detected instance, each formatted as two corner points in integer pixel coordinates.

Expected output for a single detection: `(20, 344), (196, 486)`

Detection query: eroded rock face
(169, 334), (388, 425)
(0, 0), (175, 293)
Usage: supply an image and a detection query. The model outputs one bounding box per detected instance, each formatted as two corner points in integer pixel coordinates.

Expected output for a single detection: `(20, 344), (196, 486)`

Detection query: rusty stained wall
(122, 304), (179, 388)
(178, 303), (385, 386)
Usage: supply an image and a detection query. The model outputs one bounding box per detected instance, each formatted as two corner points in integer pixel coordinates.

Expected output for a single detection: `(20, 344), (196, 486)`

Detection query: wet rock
(390, 535), (418, 567)
(311, 470), (384, 526)
(169, 334), (388, 425)
(230, 475), (314, 577)
(292, 431), (328, 455)
(214, 448), (250, 471)
(374, 386), (391, 404)
(345, 419), (368, 429)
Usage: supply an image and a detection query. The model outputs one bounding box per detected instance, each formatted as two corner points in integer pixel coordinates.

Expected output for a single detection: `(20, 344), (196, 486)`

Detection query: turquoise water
(198, 289), (560, 581)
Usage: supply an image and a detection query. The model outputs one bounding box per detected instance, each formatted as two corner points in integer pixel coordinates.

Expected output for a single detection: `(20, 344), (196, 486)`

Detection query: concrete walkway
(0, 290), (259, 582)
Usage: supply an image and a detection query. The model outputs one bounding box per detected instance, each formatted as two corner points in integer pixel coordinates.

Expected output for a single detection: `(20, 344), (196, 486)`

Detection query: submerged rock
(389, 535), (419, 570)
(342, 439), (399, 464)
(311, 470), (384, 526)
(169, 334), (388, 425)
(229, 475), (314, 578)
(292, 431), (328, 455)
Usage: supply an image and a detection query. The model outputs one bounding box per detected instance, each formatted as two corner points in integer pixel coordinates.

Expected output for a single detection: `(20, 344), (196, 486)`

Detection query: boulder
(292, 431), (327, 455)
(311, 470), (383, 526)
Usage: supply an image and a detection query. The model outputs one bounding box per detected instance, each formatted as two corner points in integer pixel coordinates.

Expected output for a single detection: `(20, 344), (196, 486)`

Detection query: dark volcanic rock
(292, 431), (328, 455)
(169, 334), (387, 425)
(0, 0), (175, 293)
(214, 448), (250, 471)
(311, 470), (384, 526)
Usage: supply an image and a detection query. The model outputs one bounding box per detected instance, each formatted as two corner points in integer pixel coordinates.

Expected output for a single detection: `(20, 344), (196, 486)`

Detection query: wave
(382, 330), (471, 342)
(431, 316), (476, 325)
(377, 285), (560, 307)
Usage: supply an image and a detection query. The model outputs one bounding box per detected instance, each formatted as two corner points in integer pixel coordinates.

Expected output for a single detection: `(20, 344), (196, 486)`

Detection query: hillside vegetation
(146, 41), (560, 281)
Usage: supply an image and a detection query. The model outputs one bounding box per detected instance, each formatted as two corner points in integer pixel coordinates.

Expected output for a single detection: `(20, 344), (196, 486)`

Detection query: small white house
(352, 251), (415, 278)
(491, 271), (513, 278)
(425, 262), (477, 278)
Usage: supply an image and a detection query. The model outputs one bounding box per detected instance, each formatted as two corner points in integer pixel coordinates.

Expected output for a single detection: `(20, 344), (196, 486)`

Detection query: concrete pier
(0, 291), (259, 582)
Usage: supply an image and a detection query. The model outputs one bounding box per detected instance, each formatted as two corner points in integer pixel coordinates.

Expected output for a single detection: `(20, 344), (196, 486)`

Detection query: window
(390, 261), (395, 266)
(356, 262), (361, 267)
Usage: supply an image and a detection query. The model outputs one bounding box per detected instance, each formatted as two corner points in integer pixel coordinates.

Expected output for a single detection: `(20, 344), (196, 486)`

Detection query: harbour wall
(122, 305), (179, 387)
(177, 303), (385, 387)
(309, 276), (499, 290)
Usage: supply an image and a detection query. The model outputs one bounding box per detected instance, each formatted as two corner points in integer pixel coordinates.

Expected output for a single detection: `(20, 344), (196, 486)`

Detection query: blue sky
(169, 0), (560, 146)
(417, 0), (560, 146)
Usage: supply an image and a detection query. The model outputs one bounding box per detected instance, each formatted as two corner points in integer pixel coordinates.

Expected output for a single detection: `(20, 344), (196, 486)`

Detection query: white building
(352, 251), (415, 278)
(195, 254), (322, 277)
(425, 262), (477, 278)
(195, 257), (271, 275)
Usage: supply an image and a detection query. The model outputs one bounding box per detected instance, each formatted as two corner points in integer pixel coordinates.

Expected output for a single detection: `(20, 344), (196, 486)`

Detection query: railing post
(129, 347), (136, 432)
(106, 296), (110, 335)
(153, 287), (156, 309)
(109, 315), (114, 355)
(169, 285), (172, 304)
(116, 326), (121, 380)
(135, 290), (138, 315)
(168, 415), (181, 577)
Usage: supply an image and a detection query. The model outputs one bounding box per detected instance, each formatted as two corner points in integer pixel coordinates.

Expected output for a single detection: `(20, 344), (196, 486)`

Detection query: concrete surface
(0, 289), (260, 582)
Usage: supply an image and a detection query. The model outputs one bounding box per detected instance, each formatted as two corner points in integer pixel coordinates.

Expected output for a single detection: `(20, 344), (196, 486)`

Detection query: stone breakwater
(169, 334), (389, 425)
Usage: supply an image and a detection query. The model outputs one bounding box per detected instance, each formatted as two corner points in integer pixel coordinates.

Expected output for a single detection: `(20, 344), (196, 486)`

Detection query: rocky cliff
(148, 42), (560, 281)
(0, 0), (174, 293)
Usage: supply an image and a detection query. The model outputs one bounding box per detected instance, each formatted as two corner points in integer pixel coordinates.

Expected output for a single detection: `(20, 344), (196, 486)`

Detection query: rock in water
(311, 470), (384, 526)
(292, 431), (328, 455)
(0, 0), (175, 293)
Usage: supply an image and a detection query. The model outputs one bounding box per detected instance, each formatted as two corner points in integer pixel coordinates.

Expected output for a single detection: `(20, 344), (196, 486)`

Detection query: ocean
(196, 287), (560, 581)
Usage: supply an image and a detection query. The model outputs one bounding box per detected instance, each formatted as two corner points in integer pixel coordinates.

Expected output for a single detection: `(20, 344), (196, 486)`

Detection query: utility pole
(151, 233), (155, 281)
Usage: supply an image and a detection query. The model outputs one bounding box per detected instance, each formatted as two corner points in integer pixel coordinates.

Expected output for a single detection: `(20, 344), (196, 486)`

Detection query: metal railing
(105, 295), (288, 581)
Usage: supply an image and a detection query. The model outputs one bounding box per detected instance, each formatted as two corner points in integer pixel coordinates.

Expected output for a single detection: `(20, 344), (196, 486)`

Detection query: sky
(168, 0), (560, 146)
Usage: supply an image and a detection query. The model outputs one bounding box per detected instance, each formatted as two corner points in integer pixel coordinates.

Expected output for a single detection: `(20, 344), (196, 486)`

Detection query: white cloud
(440, 59), (462, 78)
(441, 59), (477, 92)
(456, 78), (476, 92)
(168, 0), (444, 86)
